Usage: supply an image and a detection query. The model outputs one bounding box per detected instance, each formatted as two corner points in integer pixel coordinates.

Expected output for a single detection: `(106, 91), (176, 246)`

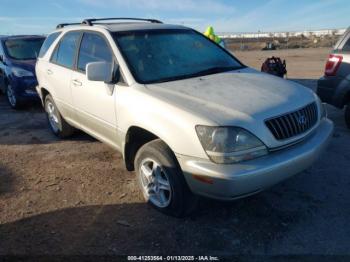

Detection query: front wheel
(44, 94), (75, 138)
(6, 84), (21, 109)
(345, 102), (350, 129)
(135, 139), (197, 217)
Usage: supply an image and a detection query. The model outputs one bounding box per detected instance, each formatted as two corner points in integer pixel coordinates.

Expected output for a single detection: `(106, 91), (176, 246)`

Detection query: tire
(345, 102), (350, 129)
(134, 139), (198, 217)
(6, 83), (22, 109)
(44, 94), (75, 138)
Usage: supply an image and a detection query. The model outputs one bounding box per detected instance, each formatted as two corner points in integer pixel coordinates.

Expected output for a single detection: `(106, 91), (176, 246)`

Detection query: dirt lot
(1, 48), (350, 257)
(235, 47), (330, 79)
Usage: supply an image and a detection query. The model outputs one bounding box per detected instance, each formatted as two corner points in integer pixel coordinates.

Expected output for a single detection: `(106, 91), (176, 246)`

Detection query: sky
(0, 0), (349, 35)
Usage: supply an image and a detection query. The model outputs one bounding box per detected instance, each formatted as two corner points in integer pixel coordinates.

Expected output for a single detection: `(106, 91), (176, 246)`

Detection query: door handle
(72, 79), (82, 86)
(47, 69), (53, 75)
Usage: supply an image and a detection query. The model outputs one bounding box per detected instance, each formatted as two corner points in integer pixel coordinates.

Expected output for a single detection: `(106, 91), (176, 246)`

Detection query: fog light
(25, 89), (37, 95)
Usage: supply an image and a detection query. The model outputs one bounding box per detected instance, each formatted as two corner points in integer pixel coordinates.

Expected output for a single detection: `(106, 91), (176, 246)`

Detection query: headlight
(196, 126), (268, 164)
(12, 67), (33, 77)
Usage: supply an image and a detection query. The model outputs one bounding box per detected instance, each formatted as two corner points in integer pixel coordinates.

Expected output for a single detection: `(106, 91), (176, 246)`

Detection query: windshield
(4, 38), (44, 60)
(113, 29), (244, 84)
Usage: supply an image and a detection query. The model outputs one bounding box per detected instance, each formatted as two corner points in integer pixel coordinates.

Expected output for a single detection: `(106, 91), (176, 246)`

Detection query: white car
(36, 18), (334, 216)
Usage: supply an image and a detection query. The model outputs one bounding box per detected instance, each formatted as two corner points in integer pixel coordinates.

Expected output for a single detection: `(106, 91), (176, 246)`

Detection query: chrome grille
(265, 102), (318, 140)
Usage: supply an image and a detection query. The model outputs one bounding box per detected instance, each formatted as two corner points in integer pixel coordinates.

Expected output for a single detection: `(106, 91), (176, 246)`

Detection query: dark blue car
(0, 35), (45, 109)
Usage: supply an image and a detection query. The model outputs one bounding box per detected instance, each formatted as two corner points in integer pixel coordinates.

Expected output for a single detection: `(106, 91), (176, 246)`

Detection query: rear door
(70, 31), (119, 147)
(46, 31), (81, 122)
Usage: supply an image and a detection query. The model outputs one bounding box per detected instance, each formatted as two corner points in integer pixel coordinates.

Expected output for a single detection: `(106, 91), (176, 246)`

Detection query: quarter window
(51, 31), (81, 69)
(39, 32), (61, 58)
(77, 33), (113, 72)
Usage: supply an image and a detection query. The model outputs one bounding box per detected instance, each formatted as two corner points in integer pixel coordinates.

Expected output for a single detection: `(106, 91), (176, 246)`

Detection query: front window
(4, 38), (44, 60)
(77, 32), (113, 72)
(113, 29), (244, 84)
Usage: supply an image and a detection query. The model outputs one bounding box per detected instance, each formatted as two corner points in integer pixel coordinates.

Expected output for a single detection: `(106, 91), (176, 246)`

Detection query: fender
(116, 85), (213, 160)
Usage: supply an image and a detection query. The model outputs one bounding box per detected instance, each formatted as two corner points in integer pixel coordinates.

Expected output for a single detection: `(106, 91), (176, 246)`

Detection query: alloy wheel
(6, 85), (16, 107)
(46, 101), (59, 133)
(139, 158), (172, 208)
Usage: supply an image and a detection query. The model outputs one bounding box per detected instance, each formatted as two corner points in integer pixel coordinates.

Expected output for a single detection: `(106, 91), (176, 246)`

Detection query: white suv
(36, 18), (334, 216)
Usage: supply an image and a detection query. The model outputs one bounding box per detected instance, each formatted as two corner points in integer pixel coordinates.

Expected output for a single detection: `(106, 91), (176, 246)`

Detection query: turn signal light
(192, 174), (214, 184)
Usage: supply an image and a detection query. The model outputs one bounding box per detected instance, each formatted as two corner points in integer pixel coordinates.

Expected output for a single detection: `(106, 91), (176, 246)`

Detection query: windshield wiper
(189, 66), (241, 78)
(147, 66), (243, 84)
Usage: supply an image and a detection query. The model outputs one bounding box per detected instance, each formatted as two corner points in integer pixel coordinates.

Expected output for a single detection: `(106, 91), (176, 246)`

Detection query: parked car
(36, 18), (333, 216)
(0, 35), (45, 109)
(317, 27), (350, 128)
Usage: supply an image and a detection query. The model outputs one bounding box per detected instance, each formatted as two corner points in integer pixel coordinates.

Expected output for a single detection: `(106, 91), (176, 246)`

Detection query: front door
(71, 32), (118, 148)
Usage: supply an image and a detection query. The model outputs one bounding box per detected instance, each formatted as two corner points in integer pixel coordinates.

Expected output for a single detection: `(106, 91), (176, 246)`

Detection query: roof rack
(56, 18), (163, 30)
(56, 23), (83, 29)
(82, 17), (163, 26)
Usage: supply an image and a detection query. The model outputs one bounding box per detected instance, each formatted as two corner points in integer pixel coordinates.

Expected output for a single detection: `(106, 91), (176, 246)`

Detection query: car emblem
(298, 115), (307, 125)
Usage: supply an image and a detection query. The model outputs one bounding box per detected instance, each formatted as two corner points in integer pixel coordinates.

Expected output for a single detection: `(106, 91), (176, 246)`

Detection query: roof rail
(56, 23), (83, 29)
(82, 18), (163, 26)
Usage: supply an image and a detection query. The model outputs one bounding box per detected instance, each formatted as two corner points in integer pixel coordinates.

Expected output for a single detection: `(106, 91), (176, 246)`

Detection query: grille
(265, 102), (318, 140)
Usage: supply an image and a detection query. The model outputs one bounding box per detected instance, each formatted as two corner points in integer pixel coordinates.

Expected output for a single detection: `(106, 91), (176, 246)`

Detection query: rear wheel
(345, 102), (350, 129)
(6, 84), (21, 109)
(44, 94), (75, 138)
(135, 139), (198, 217)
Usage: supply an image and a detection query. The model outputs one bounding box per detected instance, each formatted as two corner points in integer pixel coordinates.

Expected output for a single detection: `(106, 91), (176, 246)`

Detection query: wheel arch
(124, 126), (174, 171)
(38, 87), (50, 105)
(0, 76), (9, 92)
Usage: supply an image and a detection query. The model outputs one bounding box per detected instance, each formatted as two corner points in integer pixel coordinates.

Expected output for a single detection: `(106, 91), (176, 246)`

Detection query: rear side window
(77, 33), (113, 72)
(51, 31), (81, 69)
(38, 32), (61, 58)
(342, 37), (350, 52)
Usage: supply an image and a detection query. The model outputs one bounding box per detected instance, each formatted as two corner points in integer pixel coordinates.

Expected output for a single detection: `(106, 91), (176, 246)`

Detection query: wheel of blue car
(134, 139), (198, 217)
(44, 94), (75, 138)
(6, 84), (21, 109)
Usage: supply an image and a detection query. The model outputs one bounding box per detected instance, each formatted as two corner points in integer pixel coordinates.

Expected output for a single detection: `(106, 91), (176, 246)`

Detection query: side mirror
(86, 61), (120, 84)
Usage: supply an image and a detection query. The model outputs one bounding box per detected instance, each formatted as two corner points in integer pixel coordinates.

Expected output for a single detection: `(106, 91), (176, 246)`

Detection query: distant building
(219, 28), (347, 39)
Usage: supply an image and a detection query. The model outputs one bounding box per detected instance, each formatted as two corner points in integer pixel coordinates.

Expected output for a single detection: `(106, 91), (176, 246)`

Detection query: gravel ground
(0, 48), (349, 256)
(235, 47), (331, 79)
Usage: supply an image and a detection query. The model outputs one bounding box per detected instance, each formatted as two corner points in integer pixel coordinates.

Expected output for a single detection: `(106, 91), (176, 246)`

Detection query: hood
(145, 68), (318, 147)
(8, 59), (36, 74)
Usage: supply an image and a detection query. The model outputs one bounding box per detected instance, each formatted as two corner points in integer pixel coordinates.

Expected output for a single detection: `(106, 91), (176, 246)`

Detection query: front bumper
(176, 118), (333, 200)
(10, 76), (39, 100)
